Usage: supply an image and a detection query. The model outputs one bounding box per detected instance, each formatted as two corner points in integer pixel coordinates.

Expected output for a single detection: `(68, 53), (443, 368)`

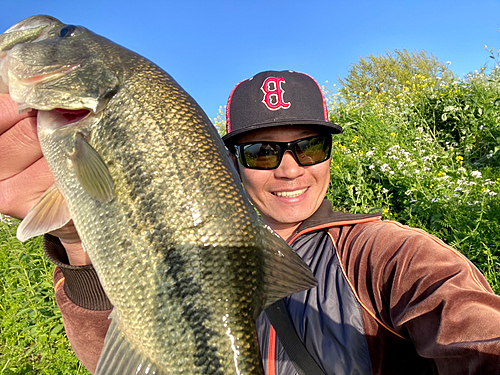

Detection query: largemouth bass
(0, 15), (317, 375)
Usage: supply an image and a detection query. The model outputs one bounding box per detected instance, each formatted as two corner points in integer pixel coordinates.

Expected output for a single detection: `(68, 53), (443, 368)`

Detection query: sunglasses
(234, 135), (332, 170)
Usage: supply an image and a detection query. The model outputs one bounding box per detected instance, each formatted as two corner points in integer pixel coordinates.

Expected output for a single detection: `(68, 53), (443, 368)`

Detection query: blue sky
(1, 1), (499, 121)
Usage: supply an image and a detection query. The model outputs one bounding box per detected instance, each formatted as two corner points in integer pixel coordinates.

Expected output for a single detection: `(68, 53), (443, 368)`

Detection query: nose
(274, 150), (305, 179)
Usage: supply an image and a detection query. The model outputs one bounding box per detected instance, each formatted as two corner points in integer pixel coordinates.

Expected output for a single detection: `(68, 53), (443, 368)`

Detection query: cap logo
(261, 77), (291, 111)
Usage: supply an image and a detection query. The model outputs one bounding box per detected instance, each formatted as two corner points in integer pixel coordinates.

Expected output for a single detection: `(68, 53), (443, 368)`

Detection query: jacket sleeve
(44, 234), (112, 374)
(342, 221), (500, 374)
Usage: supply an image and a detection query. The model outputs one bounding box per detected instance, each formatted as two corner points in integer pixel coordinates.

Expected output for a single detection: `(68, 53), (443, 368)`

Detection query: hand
(0, 94), (90, 265)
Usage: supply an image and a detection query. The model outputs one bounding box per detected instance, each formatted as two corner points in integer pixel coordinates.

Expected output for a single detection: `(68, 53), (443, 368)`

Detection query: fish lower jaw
(272, 188), (308, 198)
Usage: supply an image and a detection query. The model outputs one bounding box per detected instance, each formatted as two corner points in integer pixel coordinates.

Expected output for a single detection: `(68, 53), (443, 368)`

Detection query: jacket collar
(291, 200), (382, 241)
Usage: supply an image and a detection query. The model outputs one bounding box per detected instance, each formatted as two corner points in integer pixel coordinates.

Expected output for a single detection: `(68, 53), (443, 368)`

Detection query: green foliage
(414, 67), (500, 165)
(326, 50), (500, 293)
(213, 105), (227, 137)
(0, 216), (89, 374)
(338, 49), (456, 100)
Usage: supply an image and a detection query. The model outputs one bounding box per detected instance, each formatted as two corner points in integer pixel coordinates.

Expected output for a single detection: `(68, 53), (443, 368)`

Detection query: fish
(0, 15), (317, 375)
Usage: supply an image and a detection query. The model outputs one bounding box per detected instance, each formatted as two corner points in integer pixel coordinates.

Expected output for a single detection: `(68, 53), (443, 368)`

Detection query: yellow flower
(455, 155), (464, 165)
(390, 132), (396, 137)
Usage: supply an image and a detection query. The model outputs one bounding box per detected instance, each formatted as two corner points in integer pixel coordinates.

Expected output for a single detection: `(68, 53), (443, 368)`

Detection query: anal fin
(95, 309), (166, 375)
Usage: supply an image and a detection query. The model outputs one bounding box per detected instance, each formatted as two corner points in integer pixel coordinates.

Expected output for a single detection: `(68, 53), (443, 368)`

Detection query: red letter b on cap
(261, 77), (291, 110)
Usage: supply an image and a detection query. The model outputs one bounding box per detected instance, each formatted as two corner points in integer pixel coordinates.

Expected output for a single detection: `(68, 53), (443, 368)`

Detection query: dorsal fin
(258, 228), (317, 312)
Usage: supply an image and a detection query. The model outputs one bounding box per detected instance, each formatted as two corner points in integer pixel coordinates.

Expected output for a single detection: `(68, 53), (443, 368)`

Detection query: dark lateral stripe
(105, 114), (224, 373)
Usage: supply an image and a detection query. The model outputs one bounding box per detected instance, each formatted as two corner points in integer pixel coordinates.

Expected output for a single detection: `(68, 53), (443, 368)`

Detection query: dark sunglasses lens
(295, 136), (331, 165)
(242, 143), (280, 169)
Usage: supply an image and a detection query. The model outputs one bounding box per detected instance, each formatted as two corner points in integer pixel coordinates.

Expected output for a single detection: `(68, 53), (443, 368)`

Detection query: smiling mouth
(272, 188), (308, 198)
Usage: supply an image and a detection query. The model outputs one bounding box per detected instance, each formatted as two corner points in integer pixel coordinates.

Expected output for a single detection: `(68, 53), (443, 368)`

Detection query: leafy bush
(325, 55), (500, 292)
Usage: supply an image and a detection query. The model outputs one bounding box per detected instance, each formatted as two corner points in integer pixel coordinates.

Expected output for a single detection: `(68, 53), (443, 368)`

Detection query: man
(1, 70), (500, 374)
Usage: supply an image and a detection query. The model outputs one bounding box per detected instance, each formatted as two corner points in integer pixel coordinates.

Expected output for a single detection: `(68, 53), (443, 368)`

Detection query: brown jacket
(44, 200), (500, 374)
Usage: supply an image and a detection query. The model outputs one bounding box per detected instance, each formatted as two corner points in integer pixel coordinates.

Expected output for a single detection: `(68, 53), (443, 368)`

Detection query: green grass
(0, 216), (90, 374)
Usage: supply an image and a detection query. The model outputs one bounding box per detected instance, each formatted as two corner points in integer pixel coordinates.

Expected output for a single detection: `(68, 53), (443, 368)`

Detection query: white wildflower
(483, 189), (498, 196)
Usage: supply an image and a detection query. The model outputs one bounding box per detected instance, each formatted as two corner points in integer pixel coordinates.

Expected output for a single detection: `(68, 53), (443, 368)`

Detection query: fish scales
(72, 57), (263, 373)
(0, 15), (317, 375)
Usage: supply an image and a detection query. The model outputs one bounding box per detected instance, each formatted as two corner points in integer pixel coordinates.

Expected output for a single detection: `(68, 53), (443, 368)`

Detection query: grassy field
(0, 216), (89, 374)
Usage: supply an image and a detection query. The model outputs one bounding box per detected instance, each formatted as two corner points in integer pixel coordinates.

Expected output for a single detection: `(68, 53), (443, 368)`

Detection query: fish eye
(58, 25), (77, 37)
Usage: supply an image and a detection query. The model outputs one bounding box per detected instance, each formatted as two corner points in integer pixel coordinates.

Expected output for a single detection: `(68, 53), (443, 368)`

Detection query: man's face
(234, 126), (331, 239)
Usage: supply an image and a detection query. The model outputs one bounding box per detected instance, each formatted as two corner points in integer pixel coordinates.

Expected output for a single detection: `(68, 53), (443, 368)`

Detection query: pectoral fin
(95, 309), (166, 375)
(71, 133), (114, 203)
(17, 184), (71, 242)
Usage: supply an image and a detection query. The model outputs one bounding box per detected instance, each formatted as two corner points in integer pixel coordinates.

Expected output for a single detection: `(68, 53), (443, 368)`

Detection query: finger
(0, 157), (54, 219)
(0, 115), (41, 181)
(0, 93), (37, 135)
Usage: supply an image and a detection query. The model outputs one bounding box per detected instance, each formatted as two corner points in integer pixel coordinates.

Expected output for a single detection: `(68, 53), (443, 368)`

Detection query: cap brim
(222, 120), (343, 146)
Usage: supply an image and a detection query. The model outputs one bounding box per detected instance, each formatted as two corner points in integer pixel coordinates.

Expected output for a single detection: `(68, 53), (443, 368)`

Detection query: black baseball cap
(222, 70), (342, 147)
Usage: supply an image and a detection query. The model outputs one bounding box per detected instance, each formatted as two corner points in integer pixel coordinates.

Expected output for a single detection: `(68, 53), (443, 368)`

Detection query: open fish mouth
(52, 108), (91, 124)
(35, 108), (96, 137)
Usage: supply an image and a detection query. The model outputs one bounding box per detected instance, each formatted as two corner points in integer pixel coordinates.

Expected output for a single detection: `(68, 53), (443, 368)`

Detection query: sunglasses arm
(226, 149), (242, 178)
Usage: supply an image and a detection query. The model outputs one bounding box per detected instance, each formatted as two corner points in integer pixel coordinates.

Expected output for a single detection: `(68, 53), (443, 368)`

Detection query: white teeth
(273, 188), (307, 197)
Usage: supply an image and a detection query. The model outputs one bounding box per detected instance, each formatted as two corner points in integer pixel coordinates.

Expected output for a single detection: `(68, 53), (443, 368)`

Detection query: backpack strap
(265, 299), (327, 375)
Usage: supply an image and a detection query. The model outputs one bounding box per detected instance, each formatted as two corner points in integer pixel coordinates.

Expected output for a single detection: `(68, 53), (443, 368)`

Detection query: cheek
(314, 161), (331, 191)
(239, 168), (267, 202)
